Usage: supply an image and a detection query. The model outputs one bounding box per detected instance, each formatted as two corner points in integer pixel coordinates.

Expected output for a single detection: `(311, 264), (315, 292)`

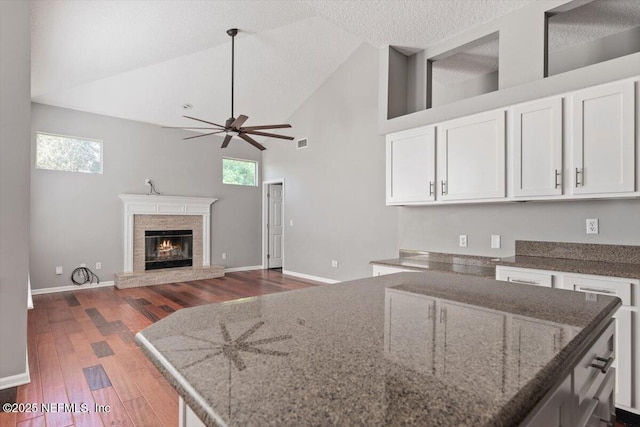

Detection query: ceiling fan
(164, 28), (293, 151)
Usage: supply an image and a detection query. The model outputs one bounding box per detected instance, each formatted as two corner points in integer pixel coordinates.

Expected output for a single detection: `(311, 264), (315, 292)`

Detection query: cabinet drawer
(573, 320), (615, 406)
(565, 275), (632, 306)
(496, 267), (553, 287)
(574, 368), (615, 427)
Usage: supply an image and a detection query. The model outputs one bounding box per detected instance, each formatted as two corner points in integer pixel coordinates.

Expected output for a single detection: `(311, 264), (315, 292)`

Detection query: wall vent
(297, 138), (308, 149)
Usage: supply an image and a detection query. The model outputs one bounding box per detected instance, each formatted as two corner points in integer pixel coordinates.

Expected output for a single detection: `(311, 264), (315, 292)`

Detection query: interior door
(267, 183), (283, 268)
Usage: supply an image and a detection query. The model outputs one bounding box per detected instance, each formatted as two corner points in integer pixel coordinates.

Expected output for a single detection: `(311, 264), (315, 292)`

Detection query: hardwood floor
(0, 270), (318, 427)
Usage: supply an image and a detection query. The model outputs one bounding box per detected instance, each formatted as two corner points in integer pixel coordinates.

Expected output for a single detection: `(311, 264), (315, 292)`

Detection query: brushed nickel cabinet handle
(509, 278), (540, 285)
(579, 287), (615, 295)
(591, 356), (614, 374)
(441, 180), (447, 196)
(429, 181), (434, 197)
(575, 168), (583, 187)
(554, 169), (561, 189)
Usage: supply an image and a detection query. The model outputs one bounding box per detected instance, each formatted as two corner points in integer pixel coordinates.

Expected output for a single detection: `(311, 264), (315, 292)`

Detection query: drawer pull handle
(591, 356), (614, 374)
(509, 278), (540, 285)
(579, 287), (615, 295)
(554, 169), (561, 189)
(429, 181), (434, 197)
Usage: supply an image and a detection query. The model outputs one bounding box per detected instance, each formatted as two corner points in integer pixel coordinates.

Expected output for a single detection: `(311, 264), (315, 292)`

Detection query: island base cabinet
(522, 376), (572, 427)
(179, 397), (206, 427)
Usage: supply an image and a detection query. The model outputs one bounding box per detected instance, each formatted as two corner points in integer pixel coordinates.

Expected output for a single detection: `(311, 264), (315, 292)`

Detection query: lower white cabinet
(496, 266), (638, 414)
(372, 264), (420, 276)
(179, 397), (206, 427)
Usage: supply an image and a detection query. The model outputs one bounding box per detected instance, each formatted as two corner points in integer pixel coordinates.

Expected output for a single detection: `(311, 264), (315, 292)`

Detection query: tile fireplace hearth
(115, 194), (224, 289)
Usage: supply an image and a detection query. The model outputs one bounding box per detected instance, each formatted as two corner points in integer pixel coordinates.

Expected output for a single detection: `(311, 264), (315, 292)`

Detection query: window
(36, 132), (103, 174)
(222, 157), (257, 186)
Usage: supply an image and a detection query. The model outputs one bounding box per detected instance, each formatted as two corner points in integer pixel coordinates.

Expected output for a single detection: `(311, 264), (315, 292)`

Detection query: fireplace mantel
(118, 194), (218, 273)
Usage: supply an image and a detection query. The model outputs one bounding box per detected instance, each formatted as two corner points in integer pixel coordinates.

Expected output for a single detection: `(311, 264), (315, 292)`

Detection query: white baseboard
(282, 270), (339, 284)
(224, 265), (263, 273)
(0, 354), (30, 390)
(31, 280), (115, 295)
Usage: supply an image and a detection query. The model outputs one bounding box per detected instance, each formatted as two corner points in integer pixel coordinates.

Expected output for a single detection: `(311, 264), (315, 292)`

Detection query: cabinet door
(512, 98), (563, 197)
(384, 289), (436, 372)
(572, 81), (635, 194)
(564, 275), (633, 408)
(437, 110), (506, 201)
(435, 302), (506, 394)
(386, 126), (436, 204)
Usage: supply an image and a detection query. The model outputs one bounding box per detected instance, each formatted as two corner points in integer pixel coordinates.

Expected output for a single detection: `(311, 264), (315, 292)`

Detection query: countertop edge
(504, 297), (622, 426)
(135, 332), (228, 427)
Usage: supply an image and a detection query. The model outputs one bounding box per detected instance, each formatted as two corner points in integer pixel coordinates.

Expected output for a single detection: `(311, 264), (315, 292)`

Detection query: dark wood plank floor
(0, 270), (318, 427)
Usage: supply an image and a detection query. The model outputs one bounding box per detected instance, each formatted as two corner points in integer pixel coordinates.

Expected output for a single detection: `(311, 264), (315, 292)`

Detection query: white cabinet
(571, 81), (635, 194)
(437, 110), (506, 201)
(496, 266), (638, 413)
(563, 275), (633, 408)
(386, 126), (436, 204)
(512, 98), (563, 197)
(372, 264), (419, 276)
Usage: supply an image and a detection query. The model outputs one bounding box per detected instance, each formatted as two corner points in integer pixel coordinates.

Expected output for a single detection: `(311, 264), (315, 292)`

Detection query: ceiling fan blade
(221, 134), (233, 148)
(244, 130), (295, 140)
(183, 130), (226, 140)
(183, 115), (226, 128)
(241, 124), (291, 131)
(239, 133), (266, 151)
(163, 126), (219, 129)
(231, 115), (249, 129)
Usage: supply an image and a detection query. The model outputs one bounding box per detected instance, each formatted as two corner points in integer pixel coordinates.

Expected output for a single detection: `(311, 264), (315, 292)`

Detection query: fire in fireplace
(145, 230), (193, 270)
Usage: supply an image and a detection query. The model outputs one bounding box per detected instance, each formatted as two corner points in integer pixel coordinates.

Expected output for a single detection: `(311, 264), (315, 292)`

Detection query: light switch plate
(55, 266), (63, 275)
(491, 235), (501, 249)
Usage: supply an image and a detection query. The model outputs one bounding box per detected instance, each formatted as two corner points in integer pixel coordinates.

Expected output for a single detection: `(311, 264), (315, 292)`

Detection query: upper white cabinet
(512, 98), (563, 197)
(571, 81), (635, 194)
(386, 126), (436, 204)
(437, 110), (506, 201)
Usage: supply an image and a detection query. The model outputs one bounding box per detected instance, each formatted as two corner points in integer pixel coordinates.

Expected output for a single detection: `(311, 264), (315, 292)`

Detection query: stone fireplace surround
(115, 194), (224, 288)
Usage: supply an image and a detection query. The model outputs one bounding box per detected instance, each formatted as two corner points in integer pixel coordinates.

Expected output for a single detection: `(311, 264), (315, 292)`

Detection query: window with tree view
(222, 158), (257, 186)
(36, 133), (103, 174)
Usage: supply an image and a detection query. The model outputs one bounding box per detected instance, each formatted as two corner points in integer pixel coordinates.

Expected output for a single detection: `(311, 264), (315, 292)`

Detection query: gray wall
(30, 103), (263, 290)
(262, 44), (398, 281)
(0, 0), (30, 383)
(399, 200), (640, 257)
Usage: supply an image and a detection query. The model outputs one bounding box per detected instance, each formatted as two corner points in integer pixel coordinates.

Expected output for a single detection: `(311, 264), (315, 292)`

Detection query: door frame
(262, 178), (285, 269)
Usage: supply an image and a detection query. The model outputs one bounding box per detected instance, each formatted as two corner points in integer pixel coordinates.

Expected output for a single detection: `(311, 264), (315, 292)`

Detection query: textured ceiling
(432, 37), (500, 86)
(31, 1), (537, 129)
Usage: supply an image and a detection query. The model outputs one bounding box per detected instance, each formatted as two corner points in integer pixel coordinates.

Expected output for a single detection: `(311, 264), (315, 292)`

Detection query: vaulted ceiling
(31, 1), (536, 129)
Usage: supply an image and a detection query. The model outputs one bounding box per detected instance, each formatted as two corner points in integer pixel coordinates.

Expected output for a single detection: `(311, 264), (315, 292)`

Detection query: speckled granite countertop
(496, 241), (640, 279)
(136, 272), (620, 427)
(371, 250), (498, 278)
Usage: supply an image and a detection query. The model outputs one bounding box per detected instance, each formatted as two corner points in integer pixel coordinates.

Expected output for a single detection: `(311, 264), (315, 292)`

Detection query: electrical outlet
(80, 263), (86, 268)
(586, 218), (599, 234)
(585, 292), (598, 302)
(459, 235), (468, 248)
(491, 235), (501, 249)
(331, 260), (338, 268)
(222, 253), (227, 260)
(95, 262), (102, 270)
(56, 266), (63, 275)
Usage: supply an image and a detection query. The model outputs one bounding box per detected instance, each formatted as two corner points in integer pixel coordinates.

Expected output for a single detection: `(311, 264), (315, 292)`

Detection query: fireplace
(145, 229), (193, 270)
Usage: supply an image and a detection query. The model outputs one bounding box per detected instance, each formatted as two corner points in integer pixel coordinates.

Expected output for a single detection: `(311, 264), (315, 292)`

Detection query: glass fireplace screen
(145, 230), (193, 270)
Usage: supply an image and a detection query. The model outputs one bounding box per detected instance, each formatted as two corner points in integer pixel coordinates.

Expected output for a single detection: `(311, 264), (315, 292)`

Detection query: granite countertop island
(136, 272), (620, 427)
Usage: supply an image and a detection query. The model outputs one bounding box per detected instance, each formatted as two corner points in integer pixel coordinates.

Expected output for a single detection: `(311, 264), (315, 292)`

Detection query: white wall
(262, 44), (398, 281)
(30, 104), (263, 290)
(0, 0), (30, 386)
